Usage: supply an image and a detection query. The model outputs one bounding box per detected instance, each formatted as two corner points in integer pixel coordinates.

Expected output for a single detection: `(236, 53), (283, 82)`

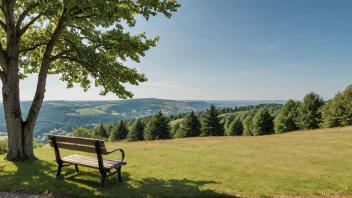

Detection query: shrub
(0, 139), (8, 155)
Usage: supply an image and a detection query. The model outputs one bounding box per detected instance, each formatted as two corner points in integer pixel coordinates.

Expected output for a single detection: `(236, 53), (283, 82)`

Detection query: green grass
(169, 118), (184, 126)
(1, 127), (352, 197)
(76, 108), (106, 115)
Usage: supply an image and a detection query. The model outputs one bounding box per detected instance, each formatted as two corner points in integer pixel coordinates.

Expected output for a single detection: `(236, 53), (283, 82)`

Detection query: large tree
(0, 0), (180, 160)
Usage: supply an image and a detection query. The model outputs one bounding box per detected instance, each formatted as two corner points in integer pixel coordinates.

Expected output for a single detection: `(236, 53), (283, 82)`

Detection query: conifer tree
(296, 92), (324, 130)
(274, 99), (300, 133)
(252, 108), (274, 136)
(95, 123), (107, 138)
(226, 118), (243, 136)
(321, 84), (352, 128)
(109, 120), (129, 141)
(126, 119), (144, 142)
(201, 104), (224, 136)
(144, 111), (170, 140)
(178, 111), (202, 138)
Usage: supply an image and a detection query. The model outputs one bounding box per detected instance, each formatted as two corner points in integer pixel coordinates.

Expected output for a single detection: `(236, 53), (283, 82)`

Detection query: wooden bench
(48, 135), (127, 189)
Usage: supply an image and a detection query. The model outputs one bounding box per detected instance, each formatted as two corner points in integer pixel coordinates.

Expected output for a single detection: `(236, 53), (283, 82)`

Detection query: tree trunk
(22, 122), (35, 158)
(1, 5), (68, 161)
(2, 70), (26, 160)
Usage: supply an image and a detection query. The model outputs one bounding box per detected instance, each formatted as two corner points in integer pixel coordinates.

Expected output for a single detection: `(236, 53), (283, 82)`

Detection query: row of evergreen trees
(71, 84), (352, 141)
(274, 84), (352, 134)
(72, 103), (282, 141)
(72, 105), (225, 141)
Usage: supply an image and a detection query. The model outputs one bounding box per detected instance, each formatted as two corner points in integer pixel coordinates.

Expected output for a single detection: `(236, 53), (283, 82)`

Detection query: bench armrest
(107, 148), (125, 162)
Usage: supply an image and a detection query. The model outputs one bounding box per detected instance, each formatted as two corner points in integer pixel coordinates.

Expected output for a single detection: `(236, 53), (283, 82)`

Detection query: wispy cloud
(238, 71), (248, 76)
(267, 42), (281, 50)
(276, 61), (318, 69)
(143, 82), (183, 88)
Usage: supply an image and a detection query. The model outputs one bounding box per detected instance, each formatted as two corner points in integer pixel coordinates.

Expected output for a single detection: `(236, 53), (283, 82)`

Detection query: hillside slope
(0, 99), (284, 141)
(1, 127), (352, 197)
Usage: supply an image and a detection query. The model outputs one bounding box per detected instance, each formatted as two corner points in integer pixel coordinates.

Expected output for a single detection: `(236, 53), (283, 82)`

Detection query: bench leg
(99, 172), (107, 190)
(75, 165), (79, 173)
(117, 167), (122, 182)
(56, 164), (63, 179)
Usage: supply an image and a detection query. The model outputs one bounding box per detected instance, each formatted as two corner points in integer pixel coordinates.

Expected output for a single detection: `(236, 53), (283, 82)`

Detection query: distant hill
(0, 99), (286, 141)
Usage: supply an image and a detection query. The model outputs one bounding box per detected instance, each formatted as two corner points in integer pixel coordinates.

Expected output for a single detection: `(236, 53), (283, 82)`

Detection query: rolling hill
(0, 99), (285, 140)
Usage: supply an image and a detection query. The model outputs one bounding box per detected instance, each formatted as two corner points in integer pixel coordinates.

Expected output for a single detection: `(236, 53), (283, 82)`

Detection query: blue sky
(20, 0), (352, 100)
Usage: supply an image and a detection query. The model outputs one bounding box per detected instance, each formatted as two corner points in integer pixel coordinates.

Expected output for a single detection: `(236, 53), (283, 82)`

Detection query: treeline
(274, 84), (352, 133)
(71, 103), (282, 141)
(71, 84), (352, 141)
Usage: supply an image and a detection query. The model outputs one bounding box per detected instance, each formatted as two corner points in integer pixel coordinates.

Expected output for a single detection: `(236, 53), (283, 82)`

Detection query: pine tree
(178, 111), (202, 138)
(296, 92), (324, 130)
(126, 119), (144, 142)
(242, 116), (253, 136)
(274, 99), (300, 133)
(321, 84), (352, 128)
(201, 104), (224, 136)
(226, 118), (243, 136)
(95, 123), (107, 138)
(144, 111), (170, 140)
(252, 108), (274, 136)
(109, 120), (129, 141)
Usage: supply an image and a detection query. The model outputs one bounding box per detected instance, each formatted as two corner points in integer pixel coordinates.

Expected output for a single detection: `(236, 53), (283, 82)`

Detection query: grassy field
(169, 118), (184, 126)
(1, 127), (352, 197)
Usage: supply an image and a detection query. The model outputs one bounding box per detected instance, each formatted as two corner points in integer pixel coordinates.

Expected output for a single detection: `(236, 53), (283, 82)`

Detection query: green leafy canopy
(9, 0), (180, 98)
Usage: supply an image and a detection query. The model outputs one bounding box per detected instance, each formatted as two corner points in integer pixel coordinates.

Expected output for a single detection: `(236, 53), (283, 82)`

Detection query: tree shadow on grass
(0, 159), (238, 198)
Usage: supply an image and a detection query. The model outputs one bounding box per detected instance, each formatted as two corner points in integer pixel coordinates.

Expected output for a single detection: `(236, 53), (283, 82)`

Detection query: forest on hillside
(0, 99), (284, 142)
(69, 84), (352, 143)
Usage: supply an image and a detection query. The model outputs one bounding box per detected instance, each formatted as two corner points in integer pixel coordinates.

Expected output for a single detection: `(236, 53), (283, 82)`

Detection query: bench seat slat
(65, 154), (123, 165)
(62, 154), (126, 169)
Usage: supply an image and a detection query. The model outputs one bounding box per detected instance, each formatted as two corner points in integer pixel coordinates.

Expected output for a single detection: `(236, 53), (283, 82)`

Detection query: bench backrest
(48, 135), (108, 155)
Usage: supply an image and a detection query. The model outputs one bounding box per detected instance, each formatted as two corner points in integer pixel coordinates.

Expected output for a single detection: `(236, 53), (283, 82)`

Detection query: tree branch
(19, 14), (41, 36)
(56, 55), (99, 73)
(19, 43), (46, 55)
(50, 50), (74, 61)
(70, 6), (93, 16)
(16, 3), (39, 33)
(0, 2), (9, 26)
(24, 7), (69, 130)
(73, 14), (96, 19)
